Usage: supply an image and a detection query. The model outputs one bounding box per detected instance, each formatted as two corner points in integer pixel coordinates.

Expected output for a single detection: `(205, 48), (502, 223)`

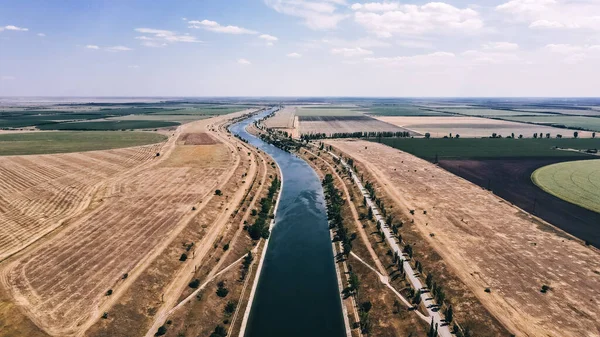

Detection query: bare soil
(438, 157), (600, 248)
(327, 139), (600, 337)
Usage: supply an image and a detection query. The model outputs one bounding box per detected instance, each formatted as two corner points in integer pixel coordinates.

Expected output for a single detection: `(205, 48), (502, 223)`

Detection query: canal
(228, 109), (346, 337)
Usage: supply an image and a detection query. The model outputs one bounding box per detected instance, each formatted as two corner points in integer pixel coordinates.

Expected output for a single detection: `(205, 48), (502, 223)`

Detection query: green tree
(445, 305), (454, 323)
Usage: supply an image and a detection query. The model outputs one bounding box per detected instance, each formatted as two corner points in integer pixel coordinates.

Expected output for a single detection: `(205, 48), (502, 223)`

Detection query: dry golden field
(0, 110), (258, 337)
(327, 139), (600, 337)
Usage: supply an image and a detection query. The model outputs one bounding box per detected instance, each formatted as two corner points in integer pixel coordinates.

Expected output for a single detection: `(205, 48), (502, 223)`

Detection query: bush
(541, 285), (550, 293)
(215, 190), (222, 196)
(179, 253), (188, 262)
(209, 325), (227, 337)
(360, 301), (372, 313)
(188, 279), (200, 289)
(105, 289), (113, 296)
(223, 243), (229, 251)
(155, 325), (167, 336)
(216, 287), (229, 298)
(224, 301), (237, 314)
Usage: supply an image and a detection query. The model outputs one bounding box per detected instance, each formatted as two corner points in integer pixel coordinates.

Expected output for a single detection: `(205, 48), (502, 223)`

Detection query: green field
(372, 138), (600, 160)
(433, 108), (547, 117)
(296, 108), (362, 117)
(532, 159), (600, 213)
(37, 120), (179, 131)
(0, 131), (167, 156)
(499, 116), (600, 132)
(363, 106), (447, 116)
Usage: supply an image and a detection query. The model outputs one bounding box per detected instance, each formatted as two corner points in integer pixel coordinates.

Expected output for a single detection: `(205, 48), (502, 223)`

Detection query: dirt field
(439, 158), (600, 248)
(262, 106), (299, 138)
(0, 110), (258, 337)
(376, 116), (594, 138)
(327, 139), (600, 337)
(0, 143), (165, 261)
(298, 116), (415, 137)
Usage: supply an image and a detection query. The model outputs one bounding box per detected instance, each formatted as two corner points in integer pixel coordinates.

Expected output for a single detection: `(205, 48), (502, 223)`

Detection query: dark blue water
(229, 110), (346, 337)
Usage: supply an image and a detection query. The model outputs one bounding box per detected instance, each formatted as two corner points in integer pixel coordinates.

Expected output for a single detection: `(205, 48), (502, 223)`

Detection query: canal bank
(229, 110), (347, 337)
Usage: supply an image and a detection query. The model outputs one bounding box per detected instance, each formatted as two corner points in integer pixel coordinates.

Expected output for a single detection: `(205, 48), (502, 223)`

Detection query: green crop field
(296, 108), (362, 117)
(37, 120), (179, 131)
(363, 106), (447, 116)
(433, 108), (547, 117)
(0, 131), (167, 156)
(532, 159), (600, 213)
(371, 138), (600, 160)
(499, 116), (600, 132)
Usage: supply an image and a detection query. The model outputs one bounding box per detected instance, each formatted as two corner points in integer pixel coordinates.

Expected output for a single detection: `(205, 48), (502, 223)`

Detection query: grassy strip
(371, 137), (600, 160)
(0, 131), (166, 156)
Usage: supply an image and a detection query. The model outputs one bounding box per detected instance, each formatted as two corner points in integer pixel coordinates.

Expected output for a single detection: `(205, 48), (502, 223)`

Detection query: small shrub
(223, 243), (229, 251)
(155, 325), (167, 336)
(188, 279), (200, 289)
(179, 253), (188, 262)
(409, 209), (415, 215)
(541, 285), (550, 293)
(484, 287), (491, 293)
(122, 273), (128, 280)
(224, 301), (237, 314)
(101, 312), (108, 319)
(215, 190), (222, 196)
(105, 289), (112, 296)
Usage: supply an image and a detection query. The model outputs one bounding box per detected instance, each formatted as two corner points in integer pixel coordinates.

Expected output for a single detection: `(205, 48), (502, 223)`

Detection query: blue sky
(1, 0), (599, 97)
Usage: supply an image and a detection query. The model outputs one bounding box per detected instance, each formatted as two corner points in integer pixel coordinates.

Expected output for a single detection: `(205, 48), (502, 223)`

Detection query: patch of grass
(295, 108), (362, 117)
(499, 115), (600, 132)
(37, 120), (179, 131)
(0, 131), (167, 156)
(364, 106), (448, 116)
(372, 137), (600, 160)
(532, 159), (600, 213)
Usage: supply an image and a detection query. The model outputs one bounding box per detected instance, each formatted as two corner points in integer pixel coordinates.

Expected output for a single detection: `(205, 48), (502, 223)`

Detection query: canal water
(229, 110), (346, 337)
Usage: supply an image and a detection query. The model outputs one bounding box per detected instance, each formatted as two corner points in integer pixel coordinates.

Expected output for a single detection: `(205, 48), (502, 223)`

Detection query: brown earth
(327, 139), (600, 337)
(0, 109), (260, 337)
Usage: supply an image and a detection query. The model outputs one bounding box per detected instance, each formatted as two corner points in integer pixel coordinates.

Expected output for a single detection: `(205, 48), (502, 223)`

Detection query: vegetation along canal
(229, 109), (346, 337)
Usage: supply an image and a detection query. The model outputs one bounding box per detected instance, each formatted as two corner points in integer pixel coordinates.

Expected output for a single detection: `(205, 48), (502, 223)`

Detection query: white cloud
(496, 0), (600, 31)
(482, 42), (519, 51)
(128, 65), (140, 69)
(259, 34), (278, 42)
(529, 20), (564, 29)
(259, 34), (278, 46)
(365, 51), (455, 66)
(188, 20), (257, 34)
(545, 43), (583, 54)
(238, 58), (251, 65)
(353, 2), (484, 37)
(462, 50), (521, 64)
(134, 28), (201, 47)
(287, 52), (302, 58)
(106, 46), (133, 52)
(265, 0), (348, 30)
(3, 25), (28, 32)
(397, 39), (434, 49)
(85, 45), (100, 50)
(37, 33), (46, 37)
(331, 47), (373, 57)
(1, 75), (16, 80)
(351, 3), (400, 12)
(321, 36), (392, 49)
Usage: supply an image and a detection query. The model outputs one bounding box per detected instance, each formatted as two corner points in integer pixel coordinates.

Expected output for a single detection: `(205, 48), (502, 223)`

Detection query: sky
(1, 0), (599, 97)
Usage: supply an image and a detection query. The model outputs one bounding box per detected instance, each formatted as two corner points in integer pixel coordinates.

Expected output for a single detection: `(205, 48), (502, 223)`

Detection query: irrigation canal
(228, 109), (346, 337)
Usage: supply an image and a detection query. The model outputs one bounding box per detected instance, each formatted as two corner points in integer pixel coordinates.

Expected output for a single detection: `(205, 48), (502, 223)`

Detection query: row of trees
(247, 176), (280, 240)
(302, 131), (412, 141)
(322, 173), (352, 257)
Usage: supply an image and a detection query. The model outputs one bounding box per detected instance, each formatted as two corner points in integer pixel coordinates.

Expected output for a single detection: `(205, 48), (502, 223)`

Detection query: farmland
(499, 115), (600, 133)
(376, 116), (593, 138)
(327, 139), (600, 337)
(0, 132), (166, 156)
(373, 137), (600, 160)
(37, 120), (180, 131)
(298, 115), (414, 136)
(0, 107), (263, 337)
(532, 160), (600, 213)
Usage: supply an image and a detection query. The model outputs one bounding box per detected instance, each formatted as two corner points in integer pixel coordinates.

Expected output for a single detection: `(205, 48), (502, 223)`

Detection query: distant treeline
(301, 131), (412, 140)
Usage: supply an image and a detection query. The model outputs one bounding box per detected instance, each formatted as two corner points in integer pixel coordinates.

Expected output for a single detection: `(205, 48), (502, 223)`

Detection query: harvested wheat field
(0, 112), (253, 337)
(0, 143), (165, 261)
(263, 106), (299, 138)
(298, 115), (414, 136)
(327, 139), (600, 337)
(376, 116), (594, 138)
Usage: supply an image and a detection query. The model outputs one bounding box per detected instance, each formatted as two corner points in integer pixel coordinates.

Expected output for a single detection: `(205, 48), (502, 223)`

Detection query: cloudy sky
(1, 0), (599, 97)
